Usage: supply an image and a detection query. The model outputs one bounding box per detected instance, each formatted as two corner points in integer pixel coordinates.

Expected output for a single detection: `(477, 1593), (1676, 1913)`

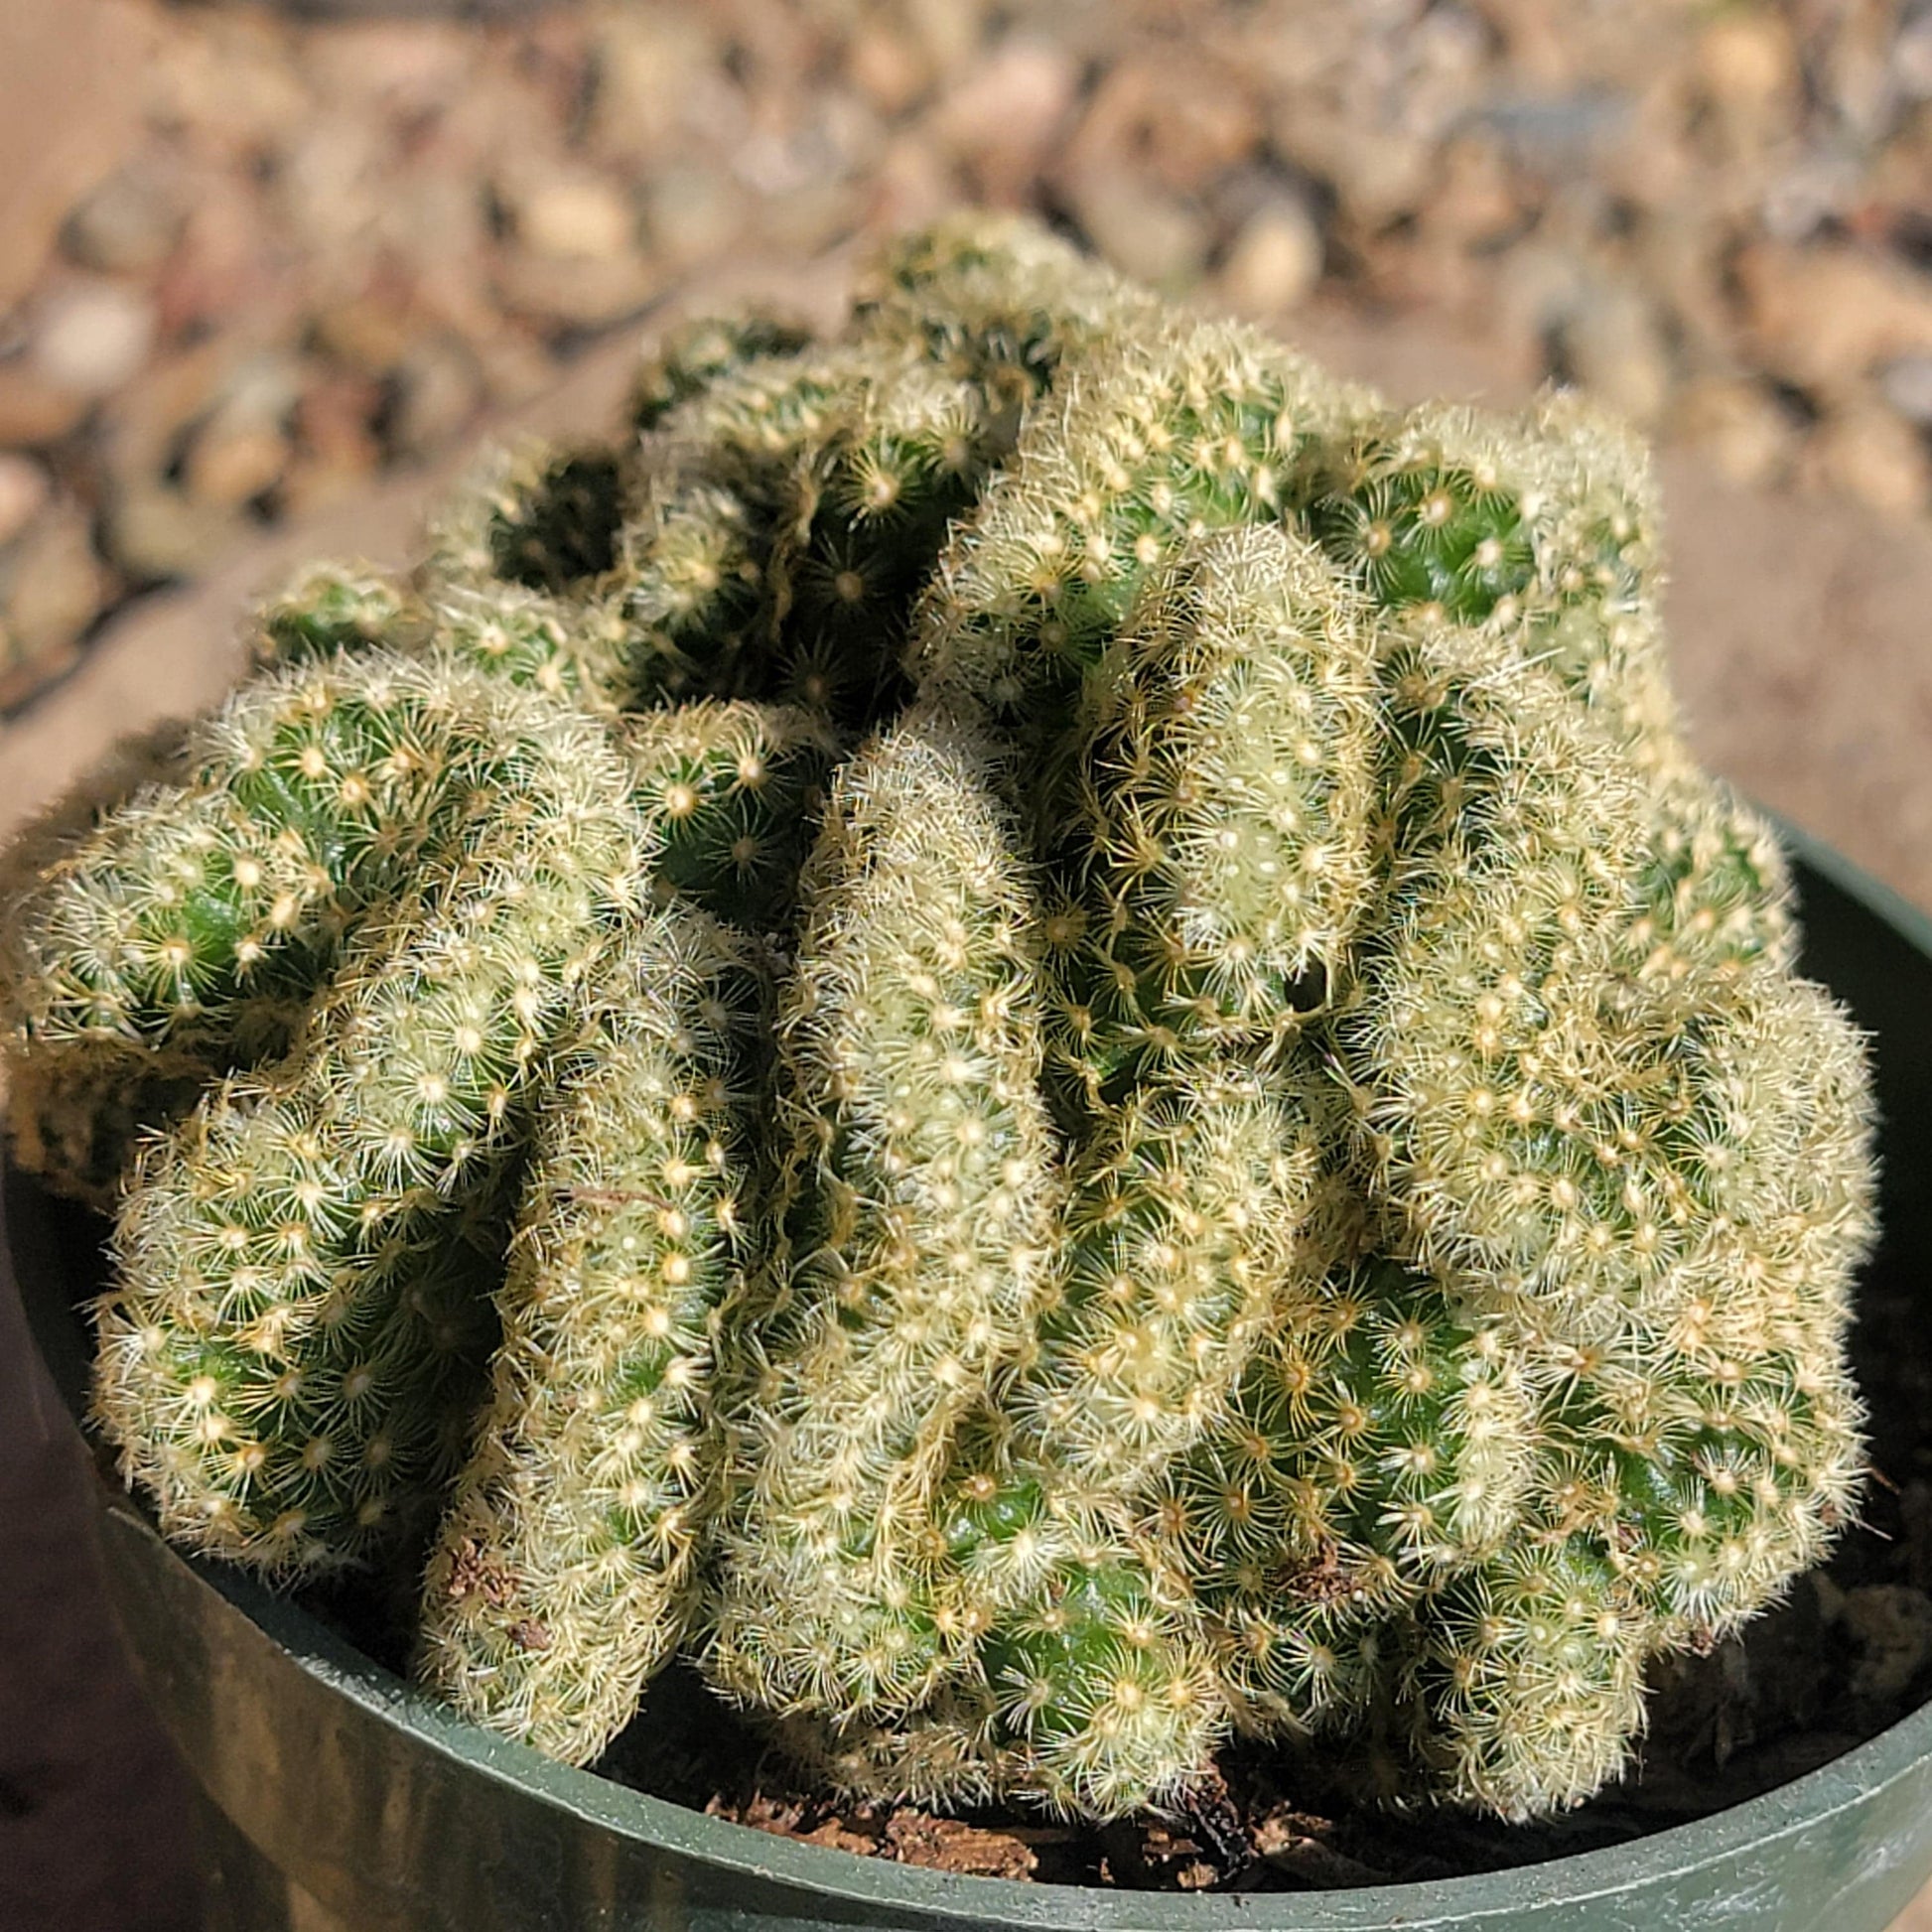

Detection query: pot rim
(30, 818), (1932, 1929)
(158, 1488), (1932, 1930)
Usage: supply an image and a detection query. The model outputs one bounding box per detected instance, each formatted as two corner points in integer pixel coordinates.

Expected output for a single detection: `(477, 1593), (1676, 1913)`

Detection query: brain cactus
(0, 215), (1875, 1829)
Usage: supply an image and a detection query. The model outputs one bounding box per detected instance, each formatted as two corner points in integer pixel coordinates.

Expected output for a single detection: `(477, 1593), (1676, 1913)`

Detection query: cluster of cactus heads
(1, 215), (1876, 1830)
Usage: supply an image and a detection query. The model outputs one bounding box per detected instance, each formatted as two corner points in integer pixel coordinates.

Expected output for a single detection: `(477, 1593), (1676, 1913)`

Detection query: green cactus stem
(95, 759), (653, 1574)
(417, 911), (759, 1762)
(706, 712), (1059, 1718)
(0, 213), (1881, 1830)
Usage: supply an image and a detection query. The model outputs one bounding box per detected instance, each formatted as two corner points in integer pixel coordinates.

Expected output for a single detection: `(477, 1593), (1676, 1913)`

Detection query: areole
(11, 826), (1932, 1932)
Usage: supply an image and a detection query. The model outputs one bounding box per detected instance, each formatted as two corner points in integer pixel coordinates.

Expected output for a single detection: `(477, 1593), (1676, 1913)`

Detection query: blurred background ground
(3, 0), (1932, 1926)
(6, 0), (1932, 719)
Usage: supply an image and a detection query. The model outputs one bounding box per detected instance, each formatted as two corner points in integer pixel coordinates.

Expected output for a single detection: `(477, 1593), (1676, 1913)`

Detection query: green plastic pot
(11, 825), (1932, 1932)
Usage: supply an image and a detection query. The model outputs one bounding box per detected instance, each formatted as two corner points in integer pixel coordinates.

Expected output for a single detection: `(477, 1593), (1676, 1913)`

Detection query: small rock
(1063, 170), (1207, 291)
(1841, 1586), (1932, 1703)
(1879, 354), (1932, 427)
(641, 165), (750, 274)
(0, 360), (90, 447)
(1069, 61), (1263, 197)
(1218, 196), (1325, 317)
(1697, 11), (1800, 147)
(0, 497), (107, 703)
(470, 329), (561, 413)
(1415, 130), (1527, 251)
(0, 454), (52, 548)
(278, 370), (382, 517)
(96, 337), (236, 486)
(185, 424), (289, 512)
(930, 36), (1077, 201)
(1897, 12), (1932, 102)
(293, 369), (381, 470)
(1553, 280), (1674, 427)
(152, 177), (282, 345)
(387, 336), (484, 461)
(103, 481), (244, 584)
(62, 165), (186, 276)
(867, 128), (955, 233)
(147, 9), (312, 160)
(747, 183), (863, 266)
(275, 120), (390, 256)
(303, 19), (473, 120)
(1672, 376), (1798, 488)
(500, 165), (639, 263)
(181, 355), (303, 510)
(1281, 110), (1432, 233)
(1631, 208), (1735, 366)
(311, 298), (419, 380)
(902, 0), (985, 73)
(492, 248), (660, 333)
(585, 8), (740, 166)
(1735, 241), (1932, 393)
(30, 280), (157, 397)
(846, 27), (930, 116)
(1759, 153), (1866, 247)
(1800, 402), (1932, 518)
(1491, 243), (1590, 384)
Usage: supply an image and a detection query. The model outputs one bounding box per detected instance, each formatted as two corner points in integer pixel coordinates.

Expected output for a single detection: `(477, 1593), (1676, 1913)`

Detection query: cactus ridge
(620, 342), (1007, 724)
(706, 714), (1060, 1718)
(631, 309), (819, 434)
(1040, 524), (1380, 1107)
(417, 908), (759, 1762)
(912, 318), (1380, 720)
(249, 560), (432, 671)
(429, 439), (629, 600)
(0, 214), (1878, 1829)
(95, 759), (652, 1572)
(854, 209), (1160, 421)
(6, 652), (626, 1058)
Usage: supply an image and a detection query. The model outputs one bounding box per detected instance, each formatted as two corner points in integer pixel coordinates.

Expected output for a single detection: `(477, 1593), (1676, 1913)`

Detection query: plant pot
(11, 824), (1932, 1932)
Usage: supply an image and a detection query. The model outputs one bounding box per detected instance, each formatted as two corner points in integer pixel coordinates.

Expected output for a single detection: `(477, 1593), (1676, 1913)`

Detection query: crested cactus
(1, 215), (1876, 1836)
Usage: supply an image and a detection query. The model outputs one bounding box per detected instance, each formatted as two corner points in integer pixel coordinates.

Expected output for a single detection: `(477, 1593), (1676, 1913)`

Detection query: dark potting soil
(21, 1167), (1932, 1896)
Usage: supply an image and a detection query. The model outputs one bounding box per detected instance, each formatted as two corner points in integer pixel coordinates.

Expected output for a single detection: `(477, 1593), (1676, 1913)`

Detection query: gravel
(0, 0), (1928, 714)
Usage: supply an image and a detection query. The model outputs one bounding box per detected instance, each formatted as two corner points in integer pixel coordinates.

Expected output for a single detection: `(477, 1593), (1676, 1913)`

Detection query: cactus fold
(418, 910), (759, 1760)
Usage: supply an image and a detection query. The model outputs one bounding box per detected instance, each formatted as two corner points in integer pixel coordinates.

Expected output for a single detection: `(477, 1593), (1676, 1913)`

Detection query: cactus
(417, 910), (759, 1760)
(428, 440), (629, 600)
(249, 560), (430, 670)
(0, 215), (1878, 1832)
(620, 342), (1007, 724)
(631, 309), (816, 432)
(0, 719), (215, 1206)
